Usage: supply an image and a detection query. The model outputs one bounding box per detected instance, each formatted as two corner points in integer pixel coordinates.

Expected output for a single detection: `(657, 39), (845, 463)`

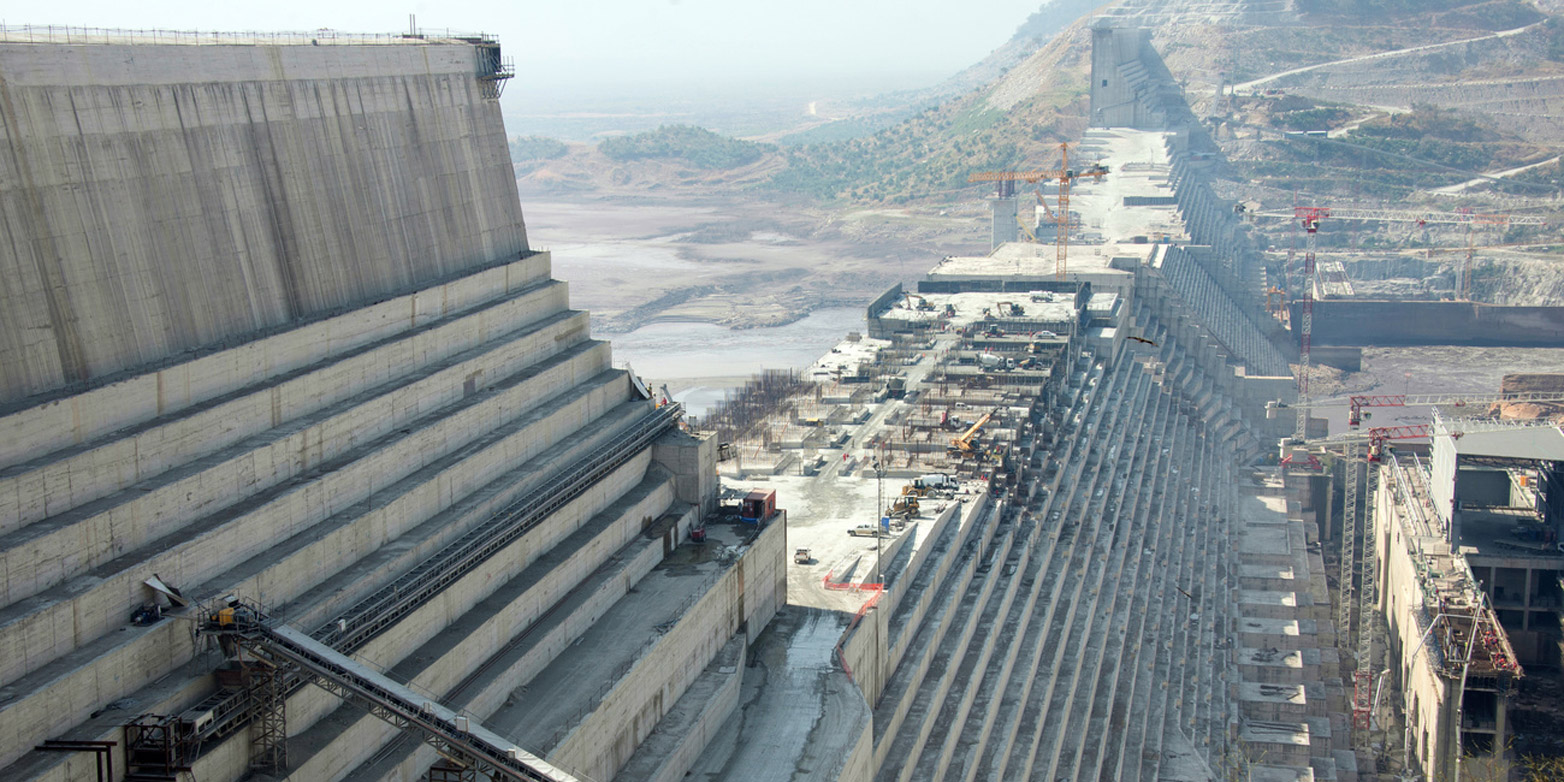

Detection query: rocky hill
(515, 4), (1102, 203)
(520, 0), (1564, 257)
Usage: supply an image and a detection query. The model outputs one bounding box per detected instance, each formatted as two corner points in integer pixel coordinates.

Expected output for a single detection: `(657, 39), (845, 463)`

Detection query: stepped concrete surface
(0, 15), (1353, 782)
(0, 33), (772, 782)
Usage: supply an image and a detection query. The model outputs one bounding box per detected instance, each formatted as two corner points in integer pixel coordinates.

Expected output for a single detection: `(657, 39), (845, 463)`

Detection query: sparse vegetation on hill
(509, 136), (568, 163)
(1226, 93), (1553, 198)
(599, 125), (773, 170)
(764, 26), (1092, 203)
(1543, 16), (1564, 60)
(514, 14), (1095, 205)
(1297, 0), (1541, 28)
(1297, 0), (1464, 12)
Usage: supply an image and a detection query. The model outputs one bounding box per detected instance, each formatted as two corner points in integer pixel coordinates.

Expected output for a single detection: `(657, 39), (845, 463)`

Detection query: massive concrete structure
(0, 36), (527, 403)
(1358, 423), (1562, 781)
(0, 32), (774, 782)
(0, 17), (1403, 782)
(681, 31), (1344, 781)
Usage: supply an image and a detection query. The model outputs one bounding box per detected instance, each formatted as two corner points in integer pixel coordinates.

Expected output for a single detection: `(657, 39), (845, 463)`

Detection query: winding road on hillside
(1232, 21), (1544, 93)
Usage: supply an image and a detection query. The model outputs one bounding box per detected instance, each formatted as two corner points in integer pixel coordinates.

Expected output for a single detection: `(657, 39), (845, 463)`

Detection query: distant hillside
(914, 0), (1108, 102)
(515, 1), (1098, 204)
(768, 18), (1095, 203)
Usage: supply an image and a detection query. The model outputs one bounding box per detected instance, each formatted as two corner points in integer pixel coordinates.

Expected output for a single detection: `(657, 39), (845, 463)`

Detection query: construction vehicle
(969, 142), (1111, 280)
(888, 496), (920, 518)
(903, 473), (956, 498)
(977, 351), (1015, 371)
(902, 291), (935, 311)
(996, 301), (1024, 317)
(949, 409), (998, 456)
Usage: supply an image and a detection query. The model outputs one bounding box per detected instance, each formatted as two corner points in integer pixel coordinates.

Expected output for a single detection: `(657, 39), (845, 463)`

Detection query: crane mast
(1056, 143), (1071, 281)
(1279, 399), (1562, 737)
(968, 142), (1109, 281)
(1295, 207), (1326, 442)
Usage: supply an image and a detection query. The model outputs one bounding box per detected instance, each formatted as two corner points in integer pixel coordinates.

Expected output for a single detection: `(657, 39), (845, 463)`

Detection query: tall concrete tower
(1089, 21), (1152, 129)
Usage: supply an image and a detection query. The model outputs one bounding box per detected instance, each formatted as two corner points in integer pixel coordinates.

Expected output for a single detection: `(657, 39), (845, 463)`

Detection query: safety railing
(0, 24), (495, 46)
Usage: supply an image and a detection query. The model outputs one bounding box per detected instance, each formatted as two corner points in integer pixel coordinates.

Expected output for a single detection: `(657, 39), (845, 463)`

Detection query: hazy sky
(19, 0), (1049, 93)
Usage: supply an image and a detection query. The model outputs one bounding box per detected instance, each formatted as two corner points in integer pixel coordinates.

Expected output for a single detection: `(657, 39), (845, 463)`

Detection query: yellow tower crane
(968, 142), (1110, 281)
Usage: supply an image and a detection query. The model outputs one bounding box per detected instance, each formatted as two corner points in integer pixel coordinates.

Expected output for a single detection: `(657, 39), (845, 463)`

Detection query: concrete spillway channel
(853, 326), (1250, 782)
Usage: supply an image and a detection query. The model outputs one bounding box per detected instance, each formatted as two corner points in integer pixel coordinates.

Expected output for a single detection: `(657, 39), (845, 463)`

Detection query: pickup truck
(849, 524), (882, 537)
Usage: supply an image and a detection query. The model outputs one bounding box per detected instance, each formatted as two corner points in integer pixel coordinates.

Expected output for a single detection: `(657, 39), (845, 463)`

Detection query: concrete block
(0, 42), (531, 403)
(0, 302), (584, 607)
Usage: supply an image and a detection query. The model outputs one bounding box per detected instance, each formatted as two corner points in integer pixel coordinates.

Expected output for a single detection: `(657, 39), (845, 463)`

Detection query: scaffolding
(205, 610), (575, 782)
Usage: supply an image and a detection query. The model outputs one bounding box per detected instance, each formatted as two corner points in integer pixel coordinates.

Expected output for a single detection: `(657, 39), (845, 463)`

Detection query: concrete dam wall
(0, 41), (528, 405)
(1291, 300), (1564, 347)
(0, 36), (780, 782)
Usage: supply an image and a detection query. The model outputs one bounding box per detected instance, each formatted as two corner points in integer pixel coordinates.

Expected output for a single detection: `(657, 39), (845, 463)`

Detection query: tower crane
(968, 142), (1110, 281)
(1252, 206), (1549, 300)
(1274, 398), (1563, 739)
(1258, 206), (1551, 441)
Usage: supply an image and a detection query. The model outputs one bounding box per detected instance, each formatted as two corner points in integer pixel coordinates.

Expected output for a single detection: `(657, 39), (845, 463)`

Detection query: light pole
(873, 458), (885, 582)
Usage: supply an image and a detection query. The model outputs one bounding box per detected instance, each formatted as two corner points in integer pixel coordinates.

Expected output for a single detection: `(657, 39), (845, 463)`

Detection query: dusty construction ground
(518, 190), (990, 334)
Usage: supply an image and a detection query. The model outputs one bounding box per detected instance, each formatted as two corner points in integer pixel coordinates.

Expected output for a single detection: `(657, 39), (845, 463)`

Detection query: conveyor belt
(315, 401), (683, 649)
(250, 622), (576, 782)
(197, 401), (681, 763)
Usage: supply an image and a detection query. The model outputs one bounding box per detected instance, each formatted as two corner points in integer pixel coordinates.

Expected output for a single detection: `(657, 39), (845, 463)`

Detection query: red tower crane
(1255, 206), (1549, 300)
